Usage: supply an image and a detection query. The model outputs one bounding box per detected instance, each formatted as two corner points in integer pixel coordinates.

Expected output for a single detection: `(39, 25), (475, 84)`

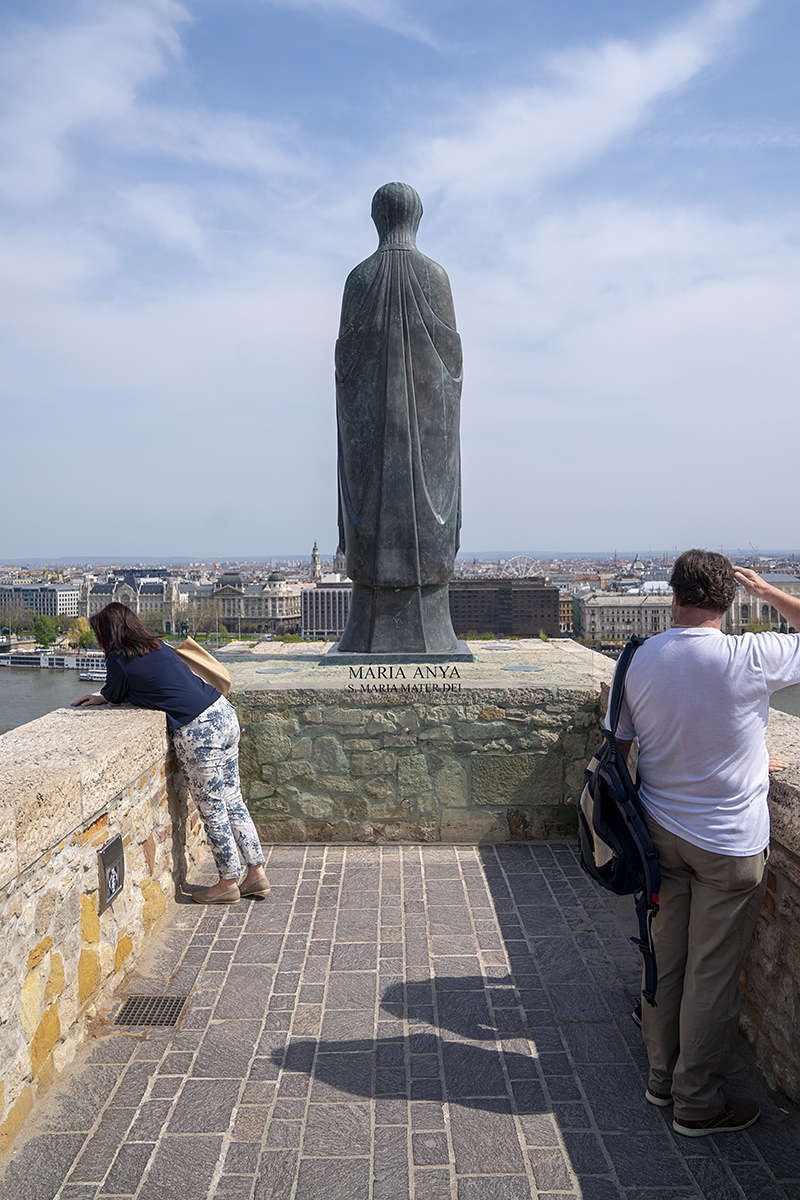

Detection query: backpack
(578, 634), (661, 1006)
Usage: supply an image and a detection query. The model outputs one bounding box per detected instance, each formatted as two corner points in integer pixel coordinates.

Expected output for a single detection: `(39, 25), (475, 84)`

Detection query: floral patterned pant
(172, 695), (264, 879)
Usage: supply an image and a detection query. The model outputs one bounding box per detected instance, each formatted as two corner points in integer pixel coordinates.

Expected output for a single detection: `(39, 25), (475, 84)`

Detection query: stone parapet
(229, 638), (612, 843)
(742, 708), (800, 1102)
(0, 707), (208, 1159)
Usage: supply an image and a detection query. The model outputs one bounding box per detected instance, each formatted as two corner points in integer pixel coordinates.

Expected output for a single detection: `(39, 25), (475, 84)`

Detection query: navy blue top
(100, 642), (220, 732)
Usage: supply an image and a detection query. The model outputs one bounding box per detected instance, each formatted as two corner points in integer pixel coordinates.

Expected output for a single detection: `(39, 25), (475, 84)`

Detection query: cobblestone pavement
(2, 843), (799, 1200)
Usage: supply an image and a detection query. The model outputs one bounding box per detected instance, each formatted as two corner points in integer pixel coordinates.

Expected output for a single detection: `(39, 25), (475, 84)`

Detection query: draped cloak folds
(335, 244), (463, 591)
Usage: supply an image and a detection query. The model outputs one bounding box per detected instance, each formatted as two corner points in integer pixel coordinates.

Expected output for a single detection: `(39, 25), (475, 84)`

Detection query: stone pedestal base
(227, 638), (613, 844)
(337, 582), (461, 654)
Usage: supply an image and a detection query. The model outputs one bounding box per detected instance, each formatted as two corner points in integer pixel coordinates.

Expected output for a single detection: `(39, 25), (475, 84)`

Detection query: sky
(1, 0), (799, 560)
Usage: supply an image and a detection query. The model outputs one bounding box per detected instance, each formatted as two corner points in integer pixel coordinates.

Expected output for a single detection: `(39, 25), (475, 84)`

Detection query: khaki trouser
(642, 819), (767, 1122)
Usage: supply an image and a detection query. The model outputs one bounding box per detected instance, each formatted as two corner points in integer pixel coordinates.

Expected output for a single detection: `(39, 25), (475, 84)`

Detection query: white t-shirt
(611, 628), (800, 856)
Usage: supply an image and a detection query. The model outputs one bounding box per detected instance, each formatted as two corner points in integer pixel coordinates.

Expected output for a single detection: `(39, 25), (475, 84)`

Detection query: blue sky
(1, 0), (799, 559)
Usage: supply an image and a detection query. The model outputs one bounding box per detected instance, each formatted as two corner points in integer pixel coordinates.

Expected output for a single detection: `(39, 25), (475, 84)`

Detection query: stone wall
(742, 709), (800, 1102)
(0, 707), (208, 1159)
(229, 639), (613, 845)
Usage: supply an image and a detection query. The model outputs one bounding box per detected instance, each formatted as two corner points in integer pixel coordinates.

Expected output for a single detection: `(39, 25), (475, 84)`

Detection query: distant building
(558, 592), (574, 635)
(578, 592), (672, 643)
(728, 574), (800, 635)
(310, 543), (323, 582)
(80, 573), (182, 628)
(0, 582), (80, 619)
(302, 582), (352, 639)
(447, 578), (559, 639)
(205, 572), (302, 634)
(78, 569), (302, 634)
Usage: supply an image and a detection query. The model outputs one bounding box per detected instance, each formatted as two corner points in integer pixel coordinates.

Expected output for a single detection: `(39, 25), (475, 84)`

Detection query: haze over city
(2, 0), (799, 559)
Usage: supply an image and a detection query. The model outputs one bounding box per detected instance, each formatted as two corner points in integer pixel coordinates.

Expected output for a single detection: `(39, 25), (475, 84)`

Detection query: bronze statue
(335, 182), (463, 653)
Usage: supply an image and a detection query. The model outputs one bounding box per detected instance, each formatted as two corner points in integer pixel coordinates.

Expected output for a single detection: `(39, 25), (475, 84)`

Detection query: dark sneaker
(645, 1088), (673, 1108)
(673, 1096), (760, 1137)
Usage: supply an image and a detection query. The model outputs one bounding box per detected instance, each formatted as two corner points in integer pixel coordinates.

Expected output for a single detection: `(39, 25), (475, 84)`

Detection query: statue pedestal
(321, 642), (474, 666)
(225, 638), (612, 844)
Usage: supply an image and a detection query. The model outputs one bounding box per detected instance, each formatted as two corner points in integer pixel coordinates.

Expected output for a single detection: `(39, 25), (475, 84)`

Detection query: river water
(1, 666), (800, 738)
(0, 669), (96, 735)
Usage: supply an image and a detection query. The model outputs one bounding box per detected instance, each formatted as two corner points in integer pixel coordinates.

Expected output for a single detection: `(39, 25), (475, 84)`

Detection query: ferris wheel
(500, 555), (542, 577)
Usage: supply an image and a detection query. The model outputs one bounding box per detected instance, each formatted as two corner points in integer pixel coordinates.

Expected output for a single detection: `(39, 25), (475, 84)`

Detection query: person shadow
(271, 975), (547, 1113)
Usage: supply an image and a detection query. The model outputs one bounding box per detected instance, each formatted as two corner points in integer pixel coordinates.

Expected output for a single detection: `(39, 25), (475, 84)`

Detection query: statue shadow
(271, 975), (547, 1113)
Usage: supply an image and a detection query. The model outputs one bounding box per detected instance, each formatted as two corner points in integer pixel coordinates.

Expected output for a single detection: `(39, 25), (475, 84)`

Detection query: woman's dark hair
(670, 549), (736, 613)
(90, 603), (162, 660)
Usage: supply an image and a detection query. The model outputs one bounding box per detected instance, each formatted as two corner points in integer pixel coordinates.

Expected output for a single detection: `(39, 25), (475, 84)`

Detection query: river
(1, 666), (800, 738)
(0, 669), (96, 735)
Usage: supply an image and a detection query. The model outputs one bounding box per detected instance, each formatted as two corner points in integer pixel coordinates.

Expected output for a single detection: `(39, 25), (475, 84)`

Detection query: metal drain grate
(114, 995), (188, 1027)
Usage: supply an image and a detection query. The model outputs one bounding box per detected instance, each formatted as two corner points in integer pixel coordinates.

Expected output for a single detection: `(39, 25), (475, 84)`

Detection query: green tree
(32, 615), (58, 648)
(66, 617), (96, 650)
(744, 618), (772, 634)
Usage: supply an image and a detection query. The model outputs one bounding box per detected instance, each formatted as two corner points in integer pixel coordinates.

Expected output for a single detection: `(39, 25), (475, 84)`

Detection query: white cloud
(406, 0), (762, 211)
(0, 0), (189, 203)
(123, 183), (208, 256)
(113, 105), (310, 177)
(255, 0), (436, 45)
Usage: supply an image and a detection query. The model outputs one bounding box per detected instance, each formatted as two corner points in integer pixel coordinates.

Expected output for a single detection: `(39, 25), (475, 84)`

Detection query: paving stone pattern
(2, 844), (800, 1200)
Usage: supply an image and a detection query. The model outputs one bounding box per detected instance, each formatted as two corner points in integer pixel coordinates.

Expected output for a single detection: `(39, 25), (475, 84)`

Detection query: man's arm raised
(734, 567), (800, 632)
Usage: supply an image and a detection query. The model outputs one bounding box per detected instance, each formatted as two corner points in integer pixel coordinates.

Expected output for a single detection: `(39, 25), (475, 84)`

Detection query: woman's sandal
(239, 877), (271, 898)
(192, 885), (240, 905)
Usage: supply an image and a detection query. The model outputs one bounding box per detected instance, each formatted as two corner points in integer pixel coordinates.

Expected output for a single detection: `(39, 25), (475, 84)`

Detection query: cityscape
(2, 545), (800, 654)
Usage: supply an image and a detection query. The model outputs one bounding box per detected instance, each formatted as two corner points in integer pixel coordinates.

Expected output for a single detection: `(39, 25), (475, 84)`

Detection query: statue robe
(336, 244), (463, 590)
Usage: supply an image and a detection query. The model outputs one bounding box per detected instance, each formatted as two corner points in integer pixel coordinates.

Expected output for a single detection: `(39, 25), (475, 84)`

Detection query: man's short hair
(670, 549), (737, 613)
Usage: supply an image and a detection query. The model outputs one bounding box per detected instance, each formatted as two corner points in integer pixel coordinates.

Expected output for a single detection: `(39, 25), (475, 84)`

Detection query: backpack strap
(634, 890), (658, 1006)
(607, 635), (645, 734)
(609, 634), (658, 1006)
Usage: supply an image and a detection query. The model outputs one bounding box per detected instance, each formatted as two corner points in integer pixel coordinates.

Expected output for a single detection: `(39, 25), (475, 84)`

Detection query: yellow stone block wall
(0, 710), (210, 1160)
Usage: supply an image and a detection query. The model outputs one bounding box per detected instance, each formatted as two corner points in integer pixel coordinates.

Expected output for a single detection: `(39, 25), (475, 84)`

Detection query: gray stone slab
(412, 1131), (449, 1165)
(39, 1066), (122, 1132)
(578, 1066), (664, 1132)
(215, 1179), (259, 1200)
(68, 1109), (137, 1182)
(265, 1120), (303, 1148)
(294, 1157), (370, 1200)
(0, 1133), (88, 1200)
(135, 1134), (222, 1200)
(603, 1133), (693, 1189)
(411, 1168), (452, 1199)
(167, 1078), (240, 1133)
(442, 1043), (508, 1098)
(252, 1149), (298, 1199)
(457, 1178), (533, 1200)
(193, 1020), (262, 1078)
(309, 1050), (373, 1101)
(215, 965), (276, 1018)
(449, 1106), (525, 1175)
(303, 1103), (372, 1156)
(126, 1099), (174, 1142)
(103, 1142), (156, 1194)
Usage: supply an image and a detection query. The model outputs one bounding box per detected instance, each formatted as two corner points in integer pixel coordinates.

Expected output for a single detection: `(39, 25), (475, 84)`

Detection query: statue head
(371, 182), (422, 247)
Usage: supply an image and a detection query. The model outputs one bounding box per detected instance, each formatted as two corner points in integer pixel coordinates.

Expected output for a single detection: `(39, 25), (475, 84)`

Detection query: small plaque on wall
(98, 834), (125, 914)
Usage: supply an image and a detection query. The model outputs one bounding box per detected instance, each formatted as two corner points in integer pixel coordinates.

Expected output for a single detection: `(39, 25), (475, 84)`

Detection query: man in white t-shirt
(613, 550), (800, 1137)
